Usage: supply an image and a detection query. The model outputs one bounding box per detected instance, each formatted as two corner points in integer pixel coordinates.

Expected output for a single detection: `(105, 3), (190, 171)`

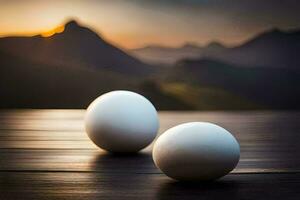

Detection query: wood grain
(0, 110), (299, 199)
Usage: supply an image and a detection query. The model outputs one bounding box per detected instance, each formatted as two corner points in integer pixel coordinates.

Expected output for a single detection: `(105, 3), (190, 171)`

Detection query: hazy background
(1, 0), (300, 48)
(0, 0), (300, 110)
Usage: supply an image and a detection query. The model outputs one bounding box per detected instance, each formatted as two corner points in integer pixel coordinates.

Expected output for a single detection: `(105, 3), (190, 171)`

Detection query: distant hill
(0, 20), (180, 108)
(130, 42), (226, 65)
(0, 20), (173, 109)
(0, 49), (134, 108)
(131, 28), (300, 69)
(208, 28), (300, 69)
(1, 21), (299, 110)
(0, 20), (153, 76)
(166, 59), (300, 109)
(0, 49), (192, 109)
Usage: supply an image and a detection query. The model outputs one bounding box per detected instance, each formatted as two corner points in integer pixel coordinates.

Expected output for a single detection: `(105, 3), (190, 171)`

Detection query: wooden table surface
(0, 110), (299, 200)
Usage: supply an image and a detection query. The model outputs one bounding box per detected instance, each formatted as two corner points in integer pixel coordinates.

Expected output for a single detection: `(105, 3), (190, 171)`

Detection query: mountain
(0, 48), (193, 109)
(0, 21), (190, 109)
(0, 20), (153, 76)
(201, 42), (227, 56)
(0, 48), (134, 108)
(131, 28), (300, 69)
(166, 59), (300, 109)
(1, 21), (299, 110)
(205, 28), (300, 69)
(130, 42), (226, 65)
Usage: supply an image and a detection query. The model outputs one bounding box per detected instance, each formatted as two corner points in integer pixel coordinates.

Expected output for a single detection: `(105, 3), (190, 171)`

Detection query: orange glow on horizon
(0, 1), (298, 50)
(0, 21), (244, 49)
(41, 25), (65, 37)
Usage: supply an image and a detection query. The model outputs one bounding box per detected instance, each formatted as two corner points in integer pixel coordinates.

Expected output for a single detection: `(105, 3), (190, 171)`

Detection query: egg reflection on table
(153, 122), (240, 181)
(85, 90), (159, 153)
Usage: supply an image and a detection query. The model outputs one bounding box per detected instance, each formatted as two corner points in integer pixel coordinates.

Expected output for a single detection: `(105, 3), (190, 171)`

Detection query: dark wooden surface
(0, 110), (299, 200)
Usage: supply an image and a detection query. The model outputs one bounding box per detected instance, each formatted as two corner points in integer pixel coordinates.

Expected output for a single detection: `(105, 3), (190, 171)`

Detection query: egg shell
(153, 122), (240, 181)
(85, 90), (159, 153)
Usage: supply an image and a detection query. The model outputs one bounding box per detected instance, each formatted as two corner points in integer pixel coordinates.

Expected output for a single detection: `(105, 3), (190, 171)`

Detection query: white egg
(85, 90), (159, 153)
(153, 122), (240, 181)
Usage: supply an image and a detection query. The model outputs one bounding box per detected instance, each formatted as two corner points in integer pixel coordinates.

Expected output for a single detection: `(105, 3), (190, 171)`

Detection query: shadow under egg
(85, 152), (159, 198)
(156, 178), (241, 200)
(90, 151), (157, 173)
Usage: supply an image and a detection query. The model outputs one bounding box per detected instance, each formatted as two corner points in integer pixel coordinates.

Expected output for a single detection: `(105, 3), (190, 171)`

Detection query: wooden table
(0, 110), (299, 200)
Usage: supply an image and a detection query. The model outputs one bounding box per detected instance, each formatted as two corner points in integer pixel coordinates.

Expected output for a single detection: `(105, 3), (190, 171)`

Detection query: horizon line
(0, 19), (299, 50)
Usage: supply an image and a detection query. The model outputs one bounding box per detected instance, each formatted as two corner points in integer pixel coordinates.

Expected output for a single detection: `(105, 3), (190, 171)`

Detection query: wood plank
(0, 172), (299, 200)
(0, 110), (299, 200)
(0, 149), (299, 173)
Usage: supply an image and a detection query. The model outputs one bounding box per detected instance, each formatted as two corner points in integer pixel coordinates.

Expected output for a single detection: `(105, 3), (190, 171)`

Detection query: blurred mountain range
(132, 28), (300, 69)
(131, 42), (226, 65)
(0, 20), (299, 110)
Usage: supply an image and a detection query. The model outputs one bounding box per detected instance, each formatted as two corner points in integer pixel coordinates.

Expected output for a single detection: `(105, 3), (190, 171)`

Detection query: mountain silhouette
(208, 28), (300, 69)
(0, 20), (153, 75)
(167, 58), (300, 109)
(131, 42), (226, 65)
(0, 48), (191, 109)
(131, 28), (300, 69)
(1, 21), (299, 110)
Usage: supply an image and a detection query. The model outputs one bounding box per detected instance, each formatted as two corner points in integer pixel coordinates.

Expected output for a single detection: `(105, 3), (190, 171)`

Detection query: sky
(0, 0), (300, 49)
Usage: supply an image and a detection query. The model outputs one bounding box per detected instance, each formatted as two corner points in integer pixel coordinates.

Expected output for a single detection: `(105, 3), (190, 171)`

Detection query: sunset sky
(0, 0), (300, 49)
